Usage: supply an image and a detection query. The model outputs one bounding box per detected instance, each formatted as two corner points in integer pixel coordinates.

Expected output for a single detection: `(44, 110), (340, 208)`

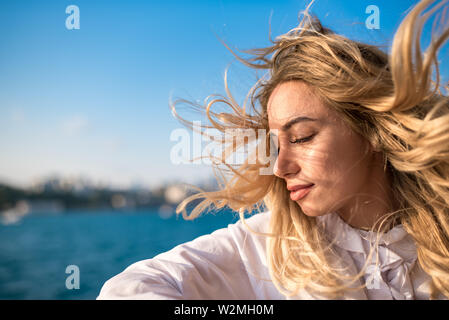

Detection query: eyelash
(289, 133), (315, 144)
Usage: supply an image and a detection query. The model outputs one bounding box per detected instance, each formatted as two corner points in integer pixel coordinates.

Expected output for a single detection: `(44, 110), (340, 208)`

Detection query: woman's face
(267, 80), (379, 219)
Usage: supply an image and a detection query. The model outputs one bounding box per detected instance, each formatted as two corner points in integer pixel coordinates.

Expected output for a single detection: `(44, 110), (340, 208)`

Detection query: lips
(287, 183), (314, 191)
(288, 184), (314, 201)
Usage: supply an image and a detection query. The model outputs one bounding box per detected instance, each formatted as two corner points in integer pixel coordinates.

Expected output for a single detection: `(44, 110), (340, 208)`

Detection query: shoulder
(209, 211), (271, 257)
(97, 211), (273, 299)
(148, 210), (271, 265)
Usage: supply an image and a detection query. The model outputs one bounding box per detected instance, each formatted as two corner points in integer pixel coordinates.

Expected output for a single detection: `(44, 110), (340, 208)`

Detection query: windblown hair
(171, 0), (449, 299)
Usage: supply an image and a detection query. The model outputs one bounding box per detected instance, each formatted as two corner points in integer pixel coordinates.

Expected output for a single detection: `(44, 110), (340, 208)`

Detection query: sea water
(0, 208), (240, 299)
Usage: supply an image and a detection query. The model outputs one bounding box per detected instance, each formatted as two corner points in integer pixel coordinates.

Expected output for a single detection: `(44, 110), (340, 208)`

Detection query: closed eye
(289, 133), (316, 144)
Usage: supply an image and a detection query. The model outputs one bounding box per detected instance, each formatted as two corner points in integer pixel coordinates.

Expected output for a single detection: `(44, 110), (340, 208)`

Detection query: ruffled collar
(316, 212), (409, 253)
(316, 212), (418, 300)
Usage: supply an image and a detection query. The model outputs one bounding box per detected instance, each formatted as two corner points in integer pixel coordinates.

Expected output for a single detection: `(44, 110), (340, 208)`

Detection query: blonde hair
(171, 0), (449, 299)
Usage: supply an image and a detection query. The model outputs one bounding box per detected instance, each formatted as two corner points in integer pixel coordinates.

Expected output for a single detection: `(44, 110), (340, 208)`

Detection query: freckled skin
(267, 80), (395, 229)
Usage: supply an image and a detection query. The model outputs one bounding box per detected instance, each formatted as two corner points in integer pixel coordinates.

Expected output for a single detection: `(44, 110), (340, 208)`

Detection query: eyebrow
(280, 116), (317, 131)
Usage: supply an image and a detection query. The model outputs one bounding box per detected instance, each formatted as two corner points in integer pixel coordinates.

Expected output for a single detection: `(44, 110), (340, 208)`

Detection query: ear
(369, 137), (382, 153)
(371, 144), (382, 153)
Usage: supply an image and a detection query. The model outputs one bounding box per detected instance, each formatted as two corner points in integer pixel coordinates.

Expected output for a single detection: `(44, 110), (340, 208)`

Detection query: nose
(273, 146), (300, 179)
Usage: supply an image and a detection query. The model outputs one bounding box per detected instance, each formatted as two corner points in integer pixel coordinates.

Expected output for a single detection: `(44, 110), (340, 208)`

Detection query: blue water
(0, 208), (240, 299)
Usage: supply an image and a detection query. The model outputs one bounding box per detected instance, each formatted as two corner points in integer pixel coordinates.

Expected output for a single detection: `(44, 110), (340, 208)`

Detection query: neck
(337, 154), (400, 232)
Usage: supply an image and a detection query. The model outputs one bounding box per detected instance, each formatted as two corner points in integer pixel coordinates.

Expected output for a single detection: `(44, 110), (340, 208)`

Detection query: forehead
(267, 81), (329, 129)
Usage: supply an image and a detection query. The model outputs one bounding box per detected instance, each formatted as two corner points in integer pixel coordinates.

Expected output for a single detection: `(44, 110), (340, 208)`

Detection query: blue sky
(0, 0), (445, 189)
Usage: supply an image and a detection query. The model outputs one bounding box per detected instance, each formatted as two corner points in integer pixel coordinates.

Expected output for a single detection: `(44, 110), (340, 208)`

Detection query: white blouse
(97, 211), (445, 300)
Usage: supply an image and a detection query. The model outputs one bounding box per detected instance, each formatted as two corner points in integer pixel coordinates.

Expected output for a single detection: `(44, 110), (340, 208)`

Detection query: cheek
(303, 140), (341, 177)
(309, 134), (368, 184)
(326, 136), (371, 187)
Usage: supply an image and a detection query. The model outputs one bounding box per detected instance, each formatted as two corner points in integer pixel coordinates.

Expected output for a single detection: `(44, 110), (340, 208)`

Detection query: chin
(297, 202), (329, 217)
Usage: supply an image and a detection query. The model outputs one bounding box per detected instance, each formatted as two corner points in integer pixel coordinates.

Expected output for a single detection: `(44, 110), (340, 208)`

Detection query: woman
(98, 0), (449, 299)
